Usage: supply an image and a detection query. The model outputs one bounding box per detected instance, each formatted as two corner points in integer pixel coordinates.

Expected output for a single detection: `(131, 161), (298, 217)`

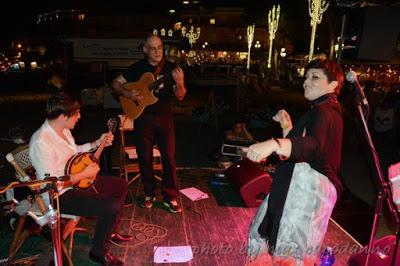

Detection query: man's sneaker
(163, 199), (182, 213)
(140, 196), (156, 208)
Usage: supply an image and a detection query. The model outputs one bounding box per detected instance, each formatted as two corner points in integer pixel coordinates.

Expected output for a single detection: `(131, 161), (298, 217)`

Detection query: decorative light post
(160, 28), (166, 36)
(308, 0), (330, 62)
(246, 24), (255, 74)
(153, 29), (174, 37)
(267, 5), (280, 69)
(181, 26), (201, 47)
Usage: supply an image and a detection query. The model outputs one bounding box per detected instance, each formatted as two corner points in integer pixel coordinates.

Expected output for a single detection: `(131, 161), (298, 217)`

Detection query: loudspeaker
(348, 235), (400, 266)
(225, 158), (272, 207)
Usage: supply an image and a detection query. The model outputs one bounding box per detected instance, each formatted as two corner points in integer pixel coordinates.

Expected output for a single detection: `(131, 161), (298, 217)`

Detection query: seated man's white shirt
(29, 120), (92, 204)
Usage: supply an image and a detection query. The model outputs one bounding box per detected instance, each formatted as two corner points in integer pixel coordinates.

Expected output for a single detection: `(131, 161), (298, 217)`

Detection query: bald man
(112, 34), (186, 213)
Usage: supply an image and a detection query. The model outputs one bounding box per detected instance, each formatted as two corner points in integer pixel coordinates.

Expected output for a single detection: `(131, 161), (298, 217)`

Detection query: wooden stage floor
(68, 168), (362, 266)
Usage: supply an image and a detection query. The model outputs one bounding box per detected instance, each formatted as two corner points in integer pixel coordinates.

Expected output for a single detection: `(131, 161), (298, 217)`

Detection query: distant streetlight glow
(174, 22), (182, 31)
(280, 48), (287, 58)
(334, 43), (339, 52)
(267, 5), (280, 68)
(308, 0), (330, 62)
(77, 13), (85, 21)
(246, 24), (255, 73)
(30, 61), (37, 69)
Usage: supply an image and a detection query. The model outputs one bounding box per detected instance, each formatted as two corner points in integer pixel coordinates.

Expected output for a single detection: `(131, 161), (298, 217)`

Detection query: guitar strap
(153, 58), (165, 78)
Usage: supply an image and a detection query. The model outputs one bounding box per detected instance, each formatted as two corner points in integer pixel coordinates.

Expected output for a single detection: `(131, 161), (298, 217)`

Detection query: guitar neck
(149, 61), (189, 92)
(93, 144), (105, 160)
(93, 134), (108, 160)
(149, 73), (173, 91)
(93, 118), (117, 160)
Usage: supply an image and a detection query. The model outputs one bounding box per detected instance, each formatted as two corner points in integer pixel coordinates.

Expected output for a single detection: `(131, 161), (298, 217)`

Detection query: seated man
(221, 119), (255, 163)
(29, 92), (131, 266)
(225, 119), (255, 144)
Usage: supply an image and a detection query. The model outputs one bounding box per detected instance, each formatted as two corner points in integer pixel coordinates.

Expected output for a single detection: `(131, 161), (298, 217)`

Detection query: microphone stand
(1, 178), (64, 266)
(354, 100), (400, 266)
(47, 182), (63, 266)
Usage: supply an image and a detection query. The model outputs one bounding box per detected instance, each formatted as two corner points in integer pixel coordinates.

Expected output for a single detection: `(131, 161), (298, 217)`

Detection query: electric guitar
(120, 59), (192, 120)
(64, 118), (117, 189)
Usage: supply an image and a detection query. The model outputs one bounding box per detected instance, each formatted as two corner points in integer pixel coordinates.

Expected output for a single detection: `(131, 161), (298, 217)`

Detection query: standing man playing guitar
(29, 92), (131, 265)
(112, 34), (186, 213)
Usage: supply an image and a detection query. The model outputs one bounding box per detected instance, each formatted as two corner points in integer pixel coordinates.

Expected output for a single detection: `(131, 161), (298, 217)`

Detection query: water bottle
(320, 246), (335, 266)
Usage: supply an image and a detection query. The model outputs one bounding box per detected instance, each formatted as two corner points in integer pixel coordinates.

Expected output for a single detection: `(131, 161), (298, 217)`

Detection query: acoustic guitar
(120, 60), (192, 120)
(64, 118), (117, 189)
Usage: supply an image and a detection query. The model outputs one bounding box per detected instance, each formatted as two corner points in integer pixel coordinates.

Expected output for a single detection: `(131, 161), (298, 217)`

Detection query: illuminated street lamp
(267, 5), (280, 68)
(308, 0), (330, 62)
(160, 28), (166, 36)
(181, 26), (201, 47)
(246, 24), (255, 73)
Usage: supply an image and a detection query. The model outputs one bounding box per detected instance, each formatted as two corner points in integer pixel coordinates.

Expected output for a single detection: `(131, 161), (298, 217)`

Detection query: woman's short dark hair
(46, 92), (80, 120)
(305, 59), (344, 95)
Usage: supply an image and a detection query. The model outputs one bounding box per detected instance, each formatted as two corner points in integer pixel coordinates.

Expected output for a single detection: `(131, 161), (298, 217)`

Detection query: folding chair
(119, 115), (162, 185)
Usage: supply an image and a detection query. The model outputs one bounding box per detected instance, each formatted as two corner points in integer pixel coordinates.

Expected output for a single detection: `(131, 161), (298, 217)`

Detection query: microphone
(6, 153), (48, 214)
(13, 198), (31, 216)
(346, 71), (369, 106)
(6, 153), (30, 182)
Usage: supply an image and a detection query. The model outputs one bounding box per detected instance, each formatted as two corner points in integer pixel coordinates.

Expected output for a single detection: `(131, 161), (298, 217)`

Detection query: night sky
(1, 0), (399, 56)
(1, 0), (398, 35)
(0, 1), (291, 37)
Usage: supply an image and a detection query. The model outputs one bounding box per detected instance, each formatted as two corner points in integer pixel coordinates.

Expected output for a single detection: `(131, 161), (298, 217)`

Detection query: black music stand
(352, 93), (400, 266)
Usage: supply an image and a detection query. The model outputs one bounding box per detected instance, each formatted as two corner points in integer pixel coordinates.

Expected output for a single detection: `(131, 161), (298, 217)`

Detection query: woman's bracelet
(272, 137), (289, 160)
(91, 139), (101, 149)
(272, 137), (283, 156)
(272, 137), (281, 148)
(95, 139), (102, 147)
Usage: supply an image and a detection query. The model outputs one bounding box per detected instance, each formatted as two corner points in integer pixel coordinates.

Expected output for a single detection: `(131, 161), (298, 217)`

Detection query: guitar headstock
(107, 117), (118, 133)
